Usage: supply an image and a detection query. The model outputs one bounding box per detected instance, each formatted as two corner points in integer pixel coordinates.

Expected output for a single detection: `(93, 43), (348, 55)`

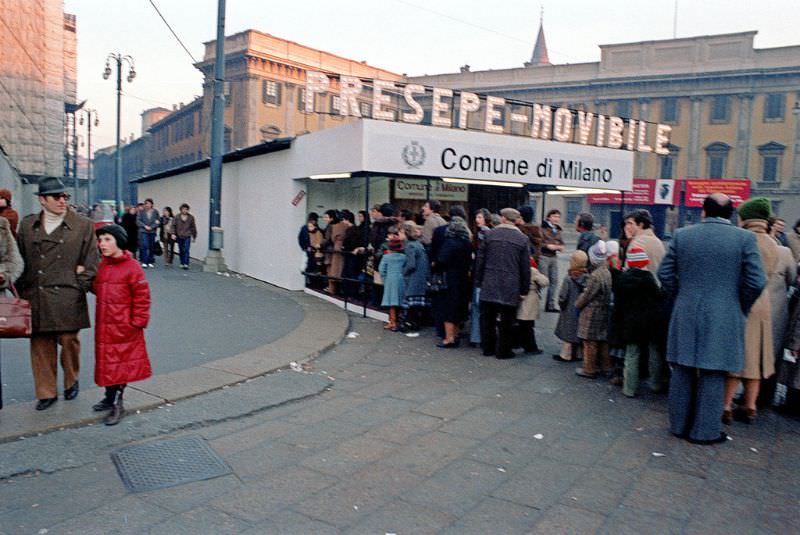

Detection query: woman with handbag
(0, 215), (24, 410)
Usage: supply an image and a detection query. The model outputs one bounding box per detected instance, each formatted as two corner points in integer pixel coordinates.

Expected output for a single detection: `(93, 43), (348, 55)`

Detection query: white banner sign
(362, 120), (634, 191)
(394, 178), (468, 201)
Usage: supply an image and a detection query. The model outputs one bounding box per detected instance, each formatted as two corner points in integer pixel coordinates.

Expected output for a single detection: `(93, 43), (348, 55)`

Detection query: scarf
(43, 209), (66, 235)
(445, 216), (472, 241)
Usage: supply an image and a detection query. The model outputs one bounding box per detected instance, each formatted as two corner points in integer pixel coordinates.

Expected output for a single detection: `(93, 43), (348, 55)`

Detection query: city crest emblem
(402, 141), (426, 169)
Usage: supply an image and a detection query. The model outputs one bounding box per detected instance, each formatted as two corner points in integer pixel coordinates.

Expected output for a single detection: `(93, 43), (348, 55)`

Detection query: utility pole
(204, 0), (228, 272)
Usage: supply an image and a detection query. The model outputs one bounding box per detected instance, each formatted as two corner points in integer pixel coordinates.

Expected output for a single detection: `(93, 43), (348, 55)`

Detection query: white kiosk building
(137, 117), (634, 292)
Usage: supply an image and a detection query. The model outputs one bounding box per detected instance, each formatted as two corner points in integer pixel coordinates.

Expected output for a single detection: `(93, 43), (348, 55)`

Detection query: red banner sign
(683, 179), (751, 207)
(588, 178), (749, 207)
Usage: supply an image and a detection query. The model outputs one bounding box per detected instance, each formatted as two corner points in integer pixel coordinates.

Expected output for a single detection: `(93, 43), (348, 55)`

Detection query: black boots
(104, 386), (125, 426)
(94, 385), (125, 425)
(92, 387), (116, 412)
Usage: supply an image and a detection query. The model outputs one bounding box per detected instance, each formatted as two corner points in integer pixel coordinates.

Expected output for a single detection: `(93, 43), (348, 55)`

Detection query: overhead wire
(148, 0), (198, 64)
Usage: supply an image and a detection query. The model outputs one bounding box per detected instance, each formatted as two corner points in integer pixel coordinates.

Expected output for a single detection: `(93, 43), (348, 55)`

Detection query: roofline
(198, 28), (401, 78)
(135, 137), (294, 184)
(599, 30), (758, 48)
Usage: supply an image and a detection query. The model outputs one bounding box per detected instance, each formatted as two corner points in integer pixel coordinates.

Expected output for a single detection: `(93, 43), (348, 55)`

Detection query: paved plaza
(0, 270), (798, 534)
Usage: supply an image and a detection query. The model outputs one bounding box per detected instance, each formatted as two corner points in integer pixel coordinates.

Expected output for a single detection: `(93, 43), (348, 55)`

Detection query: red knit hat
(626, 247), (650, 268)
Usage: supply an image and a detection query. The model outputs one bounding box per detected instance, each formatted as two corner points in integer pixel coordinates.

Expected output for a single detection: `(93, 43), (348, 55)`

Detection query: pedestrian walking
(93, 225), (152, 426)
(515, 257), (549, 354)
(658, 193), (766, 445)
(0, 189), (20, 238)
(160, 206), (176, 266)
(553, 250), (588, 362)
(614, 247), (667, 397)
(119, 206), (139, 256)
(379, 231), (406, 331)
(574, 241), (613, 378)
(400, 221), (429, 333)
(136, 198), (160, 268)
(174, 203), (197, 269)
(16, 177), (98, 411)
(723, 197), (779, 425)
(474, 208), (530, 358)
(540, 209), (565, 312)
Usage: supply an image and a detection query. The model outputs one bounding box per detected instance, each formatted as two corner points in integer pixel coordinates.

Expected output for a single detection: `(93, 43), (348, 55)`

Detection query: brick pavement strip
(0, 313), (799, 533)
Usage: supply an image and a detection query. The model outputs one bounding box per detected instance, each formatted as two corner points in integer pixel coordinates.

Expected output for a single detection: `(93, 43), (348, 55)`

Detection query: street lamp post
(103, 53), (135, 214)
(80, 109), (98, 207)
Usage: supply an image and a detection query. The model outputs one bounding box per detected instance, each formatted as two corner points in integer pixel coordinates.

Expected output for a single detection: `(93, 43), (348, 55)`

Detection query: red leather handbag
(0, 284), (32, 338)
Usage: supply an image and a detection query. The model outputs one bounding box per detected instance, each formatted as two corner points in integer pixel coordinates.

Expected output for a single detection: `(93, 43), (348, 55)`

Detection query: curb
(0, 280), (349, 444)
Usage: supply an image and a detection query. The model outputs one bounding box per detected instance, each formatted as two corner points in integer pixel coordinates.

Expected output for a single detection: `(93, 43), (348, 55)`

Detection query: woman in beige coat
(516, 259), (549, 353)
(723, 198), (778, 424)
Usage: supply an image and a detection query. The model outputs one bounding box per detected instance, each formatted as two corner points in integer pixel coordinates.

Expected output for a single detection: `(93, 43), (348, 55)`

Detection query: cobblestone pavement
(0, 309), (798, 534)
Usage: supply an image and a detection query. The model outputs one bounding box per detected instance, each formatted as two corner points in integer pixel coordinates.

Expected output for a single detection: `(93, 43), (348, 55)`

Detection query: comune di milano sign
(359, 120), (634, 191)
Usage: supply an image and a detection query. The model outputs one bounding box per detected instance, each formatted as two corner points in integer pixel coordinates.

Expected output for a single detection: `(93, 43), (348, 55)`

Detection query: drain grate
(111, 435), (232, 493)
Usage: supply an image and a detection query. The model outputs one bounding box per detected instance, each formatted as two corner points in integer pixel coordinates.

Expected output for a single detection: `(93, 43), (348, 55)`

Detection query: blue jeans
(177, 237), (192, 266)
(140, 233), (156, 264)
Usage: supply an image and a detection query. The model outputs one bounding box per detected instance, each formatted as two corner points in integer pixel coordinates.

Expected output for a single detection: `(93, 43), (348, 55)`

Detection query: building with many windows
(408, 29), (800, 232)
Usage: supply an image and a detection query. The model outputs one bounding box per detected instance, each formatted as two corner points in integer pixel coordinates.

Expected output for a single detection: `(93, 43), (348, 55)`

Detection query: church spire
(528, 7), (550, 66)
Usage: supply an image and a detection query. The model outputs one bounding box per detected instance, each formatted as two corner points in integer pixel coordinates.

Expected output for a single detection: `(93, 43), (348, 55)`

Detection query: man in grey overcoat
(658, 193), (766, 444)
(474, 208), (531, 359)
(17, 178), (98, 410)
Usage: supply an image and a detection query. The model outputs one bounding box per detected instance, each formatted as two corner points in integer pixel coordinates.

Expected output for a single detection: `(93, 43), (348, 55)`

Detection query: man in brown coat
(17, 177), (98, 410)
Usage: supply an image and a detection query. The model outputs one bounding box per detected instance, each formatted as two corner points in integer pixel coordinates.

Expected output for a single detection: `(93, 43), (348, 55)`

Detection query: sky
(65, 0), (799, 151)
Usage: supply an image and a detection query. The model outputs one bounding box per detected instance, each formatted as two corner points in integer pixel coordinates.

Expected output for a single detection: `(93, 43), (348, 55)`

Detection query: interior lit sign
(304, 72), (672, 155)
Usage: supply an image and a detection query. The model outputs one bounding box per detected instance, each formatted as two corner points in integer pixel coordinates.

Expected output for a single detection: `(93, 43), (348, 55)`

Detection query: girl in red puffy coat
(93, 224), (152, 426)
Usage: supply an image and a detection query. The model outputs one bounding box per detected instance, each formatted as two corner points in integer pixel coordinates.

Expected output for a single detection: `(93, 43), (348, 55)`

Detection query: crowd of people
(301, 195), (800, 444)
(98, 198), (198, 270)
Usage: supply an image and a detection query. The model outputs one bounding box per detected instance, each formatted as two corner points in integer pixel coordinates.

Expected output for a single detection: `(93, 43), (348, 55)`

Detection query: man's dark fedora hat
(35, 177), (68, 196)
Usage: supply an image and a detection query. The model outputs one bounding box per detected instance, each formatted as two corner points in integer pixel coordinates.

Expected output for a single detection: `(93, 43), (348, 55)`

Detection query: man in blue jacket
(658, 193), (766, 444)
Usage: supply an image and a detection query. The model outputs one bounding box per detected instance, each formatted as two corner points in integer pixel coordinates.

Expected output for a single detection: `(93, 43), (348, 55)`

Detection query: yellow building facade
(409, 31), (800, 225)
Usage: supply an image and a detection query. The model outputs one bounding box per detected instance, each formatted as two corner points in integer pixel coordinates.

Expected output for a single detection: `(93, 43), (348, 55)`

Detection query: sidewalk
(0, 307), (797, 533)
(0, 266), (349, 442)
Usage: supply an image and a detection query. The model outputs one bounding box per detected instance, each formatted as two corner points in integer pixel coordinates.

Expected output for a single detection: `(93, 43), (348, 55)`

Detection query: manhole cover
(111, 435), (231, 493)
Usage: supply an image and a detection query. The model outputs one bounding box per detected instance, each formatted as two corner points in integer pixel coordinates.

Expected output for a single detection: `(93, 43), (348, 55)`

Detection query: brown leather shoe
(721, 409), (733, 425)
(733, 407), (756, 424)
(575, 368), (597, 379)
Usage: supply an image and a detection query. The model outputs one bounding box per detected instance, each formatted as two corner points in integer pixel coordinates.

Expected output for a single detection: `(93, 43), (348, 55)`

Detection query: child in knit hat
(378, 230), (406, 331)
(574, 241), (613, 378)
(93, 224), (152, 425)
(614, 247), (667, 397)
(554, 250), (589, 362)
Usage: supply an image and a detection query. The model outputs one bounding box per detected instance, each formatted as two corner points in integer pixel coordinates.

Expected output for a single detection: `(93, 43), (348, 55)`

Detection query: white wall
(137, 168), (210, 262)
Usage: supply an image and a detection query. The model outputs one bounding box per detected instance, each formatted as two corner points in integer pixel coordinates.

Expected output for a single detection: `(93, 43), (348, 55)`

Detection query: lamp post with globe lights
(79, 109), (99, 207)
(103, 53), (135, 214)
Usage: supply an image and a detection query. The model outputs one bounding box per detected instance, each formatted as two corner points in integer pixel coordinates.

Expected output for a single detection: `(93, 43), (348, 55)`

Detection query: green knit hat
(737, 197), (772, 221)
